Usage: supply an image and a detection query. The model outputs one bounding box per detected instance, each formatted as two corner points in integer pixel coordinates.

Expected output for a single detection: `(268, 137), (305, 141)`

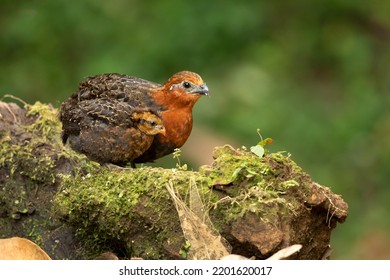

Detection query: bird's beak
(159, 127), (166, 136)
(194, 83), (209, 96)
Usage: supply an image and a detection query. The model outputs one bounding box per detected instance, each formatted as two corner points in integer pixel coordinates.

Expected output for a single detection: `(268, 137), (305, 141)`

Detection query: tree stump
(0, 99), (348, 259)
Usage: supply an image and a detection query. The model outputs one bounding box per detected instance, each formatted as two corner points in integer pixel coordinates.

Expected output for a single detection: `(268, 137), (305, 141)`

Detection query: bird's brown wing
(60, 73), (165, 143)
(60, 98), (144, 144)
(64, 98), (153, 132)
(62, 98), (157, 166)
(78, 98), (139, 127)
(76, 73), (163, 109)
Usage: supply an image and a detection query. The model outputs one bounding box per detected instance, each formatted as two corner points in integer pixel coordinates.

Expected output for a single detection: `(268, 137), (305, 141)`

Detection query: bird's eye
(149, 121), (157, 126)
(183, 81), (191, 89)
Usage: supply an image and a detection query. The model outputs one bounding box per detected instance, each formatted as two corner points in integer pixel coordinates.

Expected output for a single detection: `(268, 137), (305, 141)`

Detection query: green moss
(0, 100), (99, 259)
(52, 143), (314, 258)
(25, 102), (62, 143)
(1, 141), (55, 184)
(54, 166), (211, 258)
(0, 101), (100, 186)
(199, 145), (313, 228)
(0, 102), (61, 185)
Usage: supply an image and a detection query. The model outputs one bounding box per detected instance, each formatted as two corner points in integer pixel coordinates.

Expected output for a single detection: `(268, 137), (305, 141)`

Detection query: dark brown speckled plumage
(60, 97), (165, 166)
(59, 71), (208, 166)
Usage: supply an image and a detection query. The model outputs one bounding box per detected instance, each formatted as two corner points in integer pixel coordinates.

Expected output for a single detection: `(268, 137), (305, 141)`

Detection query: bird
(59, 71), (208, 166)
(60, 97), (166, 166)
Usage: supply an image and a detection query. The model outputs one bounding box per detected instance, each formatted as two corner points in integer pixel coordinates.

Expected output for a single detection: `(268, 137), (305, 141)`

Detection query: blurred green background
(1, 0), (389, 259)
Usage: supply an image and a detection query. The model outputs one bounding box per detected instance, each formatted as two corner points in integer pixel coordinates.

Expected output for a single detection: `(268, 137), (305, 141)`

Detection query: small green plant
(179, 241), (191, 259)
(250, 129), (273, 157)
(172, 148), (188, 171)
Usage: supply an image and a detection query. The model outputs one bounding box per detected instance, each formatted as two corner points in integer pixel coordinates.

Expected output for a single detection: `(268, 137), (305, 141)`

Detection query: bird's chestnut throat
(155, 108), (193, 148)
(151, 90), (202, 148)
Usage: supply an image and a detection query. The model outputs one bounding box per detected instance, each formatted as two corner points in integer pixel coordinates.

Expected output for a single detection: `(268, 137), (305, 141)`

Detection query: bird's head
(166, 71), (209, 96)
(155, 71), (209, 109)
(132, 111), (166, 136)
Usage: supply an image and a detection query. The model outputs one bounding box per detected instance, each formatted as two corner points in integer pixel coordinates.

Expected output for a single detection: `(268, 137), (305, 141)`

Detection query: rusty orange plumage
(59, 71), (208, 167)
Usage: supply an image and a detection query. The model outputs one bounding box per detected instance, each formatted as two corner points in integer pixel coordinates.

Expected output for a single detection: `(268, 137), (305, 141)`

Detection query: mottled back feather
(60, 74), (164, 144)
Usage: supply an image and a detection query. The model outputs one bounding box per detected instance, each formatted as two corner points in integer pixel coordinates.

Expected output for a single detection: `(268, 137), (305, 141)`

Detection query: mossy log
(0, 99), (348, 259)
